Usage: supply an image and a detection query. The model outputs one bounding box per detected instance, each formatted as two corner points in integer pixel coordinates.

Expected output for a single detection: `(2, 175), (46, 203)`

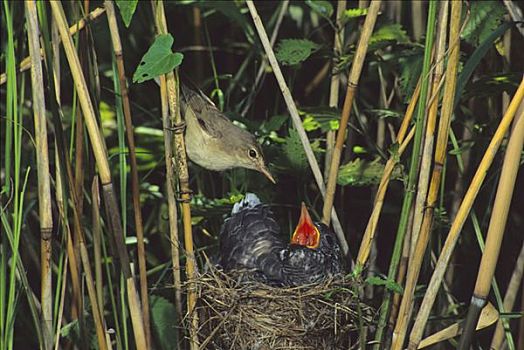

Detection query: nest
(190, 265), (375, 350)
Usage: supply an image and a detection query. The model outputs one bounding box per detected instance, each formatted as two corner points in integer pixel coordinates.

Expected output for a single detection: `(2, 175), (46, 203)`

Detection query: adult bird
(218, 193), (345, 286)
(180, 85), (275, 183)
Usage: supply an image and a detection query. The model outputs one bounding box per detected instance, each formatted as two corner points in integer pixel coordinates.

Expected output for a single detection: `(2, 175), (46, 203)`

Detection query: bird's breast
(185, 117), (232, 171)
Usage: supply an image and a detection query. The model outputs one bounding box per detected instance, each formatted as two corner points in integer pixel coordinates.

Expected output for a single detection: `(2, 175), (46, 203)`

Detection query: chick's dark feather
(219, 203), (286, 283)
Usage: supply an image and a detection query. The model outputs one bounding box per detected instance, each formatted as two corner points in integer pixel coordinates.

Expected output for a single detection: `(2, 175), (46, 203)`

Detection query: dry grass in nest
(189, 264), (375, 350)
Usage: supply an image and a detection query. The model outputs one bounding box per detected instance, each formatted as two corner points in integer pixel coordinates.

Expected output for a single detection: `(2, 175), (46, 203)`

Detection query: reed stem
(321, 0), (382, 225)
(409, 75), (524, 350)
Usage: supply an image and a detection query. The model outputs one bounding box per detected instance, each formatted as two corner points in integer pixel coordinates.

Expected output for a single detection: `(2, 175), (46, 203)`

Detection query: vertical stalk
(25, 2), (53, 348)
(409, 76), (524, 349)
(321, 0), (382, 225)
(374, 4), (438, 348)
(410, 0), (449, 257)
(357, 80), (420, 266)
(91, 177), (104, 324)
(458, 104), (524, 349)
(49, 1), (146, 349)
(325, 0), (346, 178)
(159, 75), (183, 345)
(490, 242), (524, 349)
(104, 1), (151, 347)
(152, 1), (198, 348)
(390, 2), (456, 348)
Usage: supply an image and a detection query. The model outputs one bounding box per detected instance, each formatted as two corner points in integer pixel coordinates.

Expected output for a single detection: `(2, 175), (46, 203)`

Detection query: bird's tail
(231, 193), (261, 214)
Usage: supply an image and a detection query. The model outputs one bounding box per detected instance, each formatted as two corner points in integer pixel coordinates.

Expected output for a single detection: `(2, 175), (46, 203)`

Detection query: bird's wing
(280, 245), (335, 286)
(181, 84), (231, 139)
(219, 205), (285, 281)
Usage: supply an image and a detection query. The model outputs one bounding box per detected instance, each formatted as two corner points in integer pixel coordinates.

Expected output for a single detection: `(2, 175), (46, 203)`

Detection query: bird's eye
(248, 149), (258, 159)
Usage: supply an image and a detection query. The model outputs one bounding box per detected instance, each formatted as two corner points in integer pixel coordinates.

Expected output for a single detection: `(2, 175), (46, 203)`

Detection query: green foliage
(283, 128), (309, 171)
(344, 8), (368, 19)
(262, 115), (288, 133)
(191, 193), (245, 211)
(133, 34), (184, 83)
(305, 0), (334, 19)
(368, 23), (410, 50)
(150, 295), (178, 350)
(282, 128), (321, 172)
(275, 39), (319, 66)
(461, 1), (506, 46)
(115, 0), (138, 27)
(366, 275), (403, 294)
(300, 107), (340, 132)
(337, 158), (404, 187)
(399, 48), (423, 101)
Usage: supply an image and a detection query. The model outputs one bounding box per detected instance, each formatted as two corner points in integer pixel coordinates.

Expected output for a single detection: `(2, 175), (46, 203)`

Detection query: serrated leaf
(133, 34), (184, 83)
(275, 39), (319, 66)
(150, 295), (178, 350)
(337, 158), (404, 186)
(366, 276), (403, 294)
(344, 8), (368, 18)
(115, 0), (138, 27)
(283, 128), (309, 171)
(369, 23), (410, 47)
(461, 1), (506, 46)
(399, 48), (424, 101)
(306, 0), (333, 19)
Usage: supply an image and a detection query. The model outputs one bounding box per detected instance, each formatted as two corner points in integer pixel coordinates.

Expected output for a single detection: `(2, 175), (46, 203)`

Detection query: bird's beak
(291, 203), (320, 249)
(257, 163), (276, 184)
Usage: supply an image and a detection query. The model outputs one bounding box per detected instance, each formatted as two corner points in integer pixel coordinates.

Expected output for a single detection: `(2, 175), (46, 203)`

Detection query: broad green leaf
(150, 295), (178, 350)
(306, 0), (334, 19)
(133, 34), (184, 83)
(115, 0), (138, 27)
(275, 39), (319, 66)
(337, 158), (404, 186)
(461, 1), (506, 46)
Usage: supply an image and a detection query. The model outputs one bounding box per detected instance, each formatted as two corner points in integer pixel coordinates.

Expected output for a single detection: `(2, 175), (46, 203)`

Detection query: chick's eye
(248, 149), (258, 158)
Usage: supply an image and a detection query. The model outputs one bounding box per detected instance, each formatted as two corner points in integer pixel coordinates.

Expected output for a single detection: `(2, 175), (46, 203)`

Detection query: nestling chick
(180, 85), (275, 183)
(218, 193), (345, 286)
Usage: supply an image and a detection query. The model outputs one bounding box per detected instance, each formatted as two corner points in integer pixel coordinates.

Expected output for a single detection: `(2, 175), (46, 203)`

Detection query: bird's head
(233, 135), (275, 184)
(290, 203), (321, 249)
(290, 203), (341, 253)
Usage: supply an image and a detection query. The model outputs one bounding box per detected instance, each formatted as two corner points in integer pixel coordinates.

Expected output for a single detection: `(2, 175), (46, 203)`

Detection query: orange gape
(291, 203), (320, 249)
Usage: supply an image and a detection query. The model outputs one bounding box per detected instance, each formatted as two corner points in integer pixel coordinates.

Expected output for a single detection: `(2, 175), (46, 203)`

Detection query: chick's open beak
(257, 163), (276, 184)
(291, 202), (320, 249)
